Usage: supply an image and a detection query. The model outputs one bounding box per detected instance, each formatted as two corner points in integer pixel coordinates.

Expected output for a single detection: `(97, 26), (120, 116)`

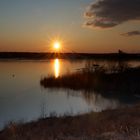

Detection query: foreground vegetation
(40, 62), (140, 96)
(0, 104), (140, 140)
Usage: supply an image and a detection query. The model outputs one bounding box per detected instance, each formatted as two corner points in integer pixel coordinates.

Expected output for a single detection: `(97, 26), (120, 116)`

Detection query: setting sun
(53, 41), (61, 50)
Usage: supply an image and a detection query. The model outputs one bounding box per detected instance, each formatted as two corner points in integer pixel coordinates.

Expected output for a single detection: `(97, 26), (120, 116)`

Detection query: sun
(53, 41), (61, 50)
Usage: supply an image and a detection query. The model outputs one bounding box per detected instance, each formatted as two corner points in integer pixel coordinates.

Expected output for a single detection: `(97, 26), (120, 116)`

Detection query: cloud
(84, 0), (140, 28)
(121, 31), (140, 37)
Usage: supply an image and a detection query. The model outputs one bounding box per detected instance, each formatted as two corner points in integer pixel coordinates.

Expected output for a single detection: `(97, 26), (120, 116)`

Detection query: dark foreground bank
(0, 104), (140, 140)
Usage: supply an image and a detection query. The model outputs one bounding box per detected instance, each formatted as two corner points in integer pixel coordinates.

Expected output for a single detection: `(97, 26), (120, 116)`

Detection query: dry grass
(0, 104), (140, 140)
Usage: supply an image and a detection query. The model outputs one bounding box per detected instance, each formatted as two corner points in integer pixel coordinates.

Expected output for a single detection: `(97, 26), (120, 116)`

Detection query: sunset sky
(0, 0), (140, 53)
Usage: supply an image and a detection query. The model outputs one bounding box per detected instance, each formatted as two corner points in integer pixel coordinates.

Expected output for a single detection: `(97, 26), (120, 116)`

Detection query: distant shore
(0, 52), (140, 60)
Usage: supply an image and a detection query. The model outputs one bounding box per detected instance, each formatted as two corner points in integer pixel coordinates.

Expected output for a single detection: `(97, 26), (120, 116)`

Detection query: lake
(0, 59), (140, 129)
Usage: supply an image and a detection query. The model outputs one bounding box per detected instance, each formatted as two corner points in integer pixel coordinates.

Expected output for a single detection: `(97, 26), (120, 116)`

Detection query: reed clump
(40, 63), (140, 96)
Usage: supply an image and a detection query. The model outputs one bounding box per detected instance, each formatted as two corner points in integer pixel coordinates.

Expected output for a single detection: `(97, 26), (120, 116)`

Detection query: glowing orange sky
(0, 0), (140, 53)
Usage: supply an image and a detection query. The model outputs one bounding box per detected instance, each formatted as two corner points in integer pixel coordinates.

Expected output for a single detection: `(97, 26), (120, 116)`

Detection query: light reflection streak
(54, 59), (60, 78)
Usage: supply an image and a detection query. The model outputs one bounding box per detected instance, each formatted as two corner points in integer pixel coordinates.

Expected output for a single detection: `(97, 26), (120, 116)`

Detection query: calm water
(0, 59), (140, 129)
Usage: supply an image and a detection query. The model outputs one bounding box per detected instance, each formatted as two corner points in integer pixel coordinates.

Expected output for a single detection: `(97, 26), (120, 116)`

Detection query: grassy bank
(40, 65), (140, 96)
(0, 104), (140, 140)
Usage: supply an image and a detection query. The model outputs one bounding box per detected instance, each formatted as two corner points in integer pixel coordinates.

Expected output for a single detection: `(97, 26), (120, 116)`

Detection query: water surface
(0, 59), (140, 129)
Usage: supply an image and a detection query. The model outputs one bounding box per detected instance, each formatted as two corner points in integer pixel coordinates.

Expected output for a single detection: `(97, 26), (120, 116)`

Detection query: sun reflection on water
(54, 59), (60, 78)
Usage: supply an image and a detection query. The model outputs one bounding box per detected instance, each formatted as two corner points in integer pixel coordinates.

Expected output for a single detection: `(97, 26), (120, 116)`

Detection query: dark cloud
(84, 0), (140, 28)
(121, 31), (140, 37)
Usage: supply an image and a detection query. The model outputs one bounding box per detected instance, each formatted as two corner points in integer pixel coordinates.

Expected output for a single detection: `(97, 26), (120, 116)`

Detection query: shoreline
(0, 52), (140, 60)
(0, 104), (140, 140)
